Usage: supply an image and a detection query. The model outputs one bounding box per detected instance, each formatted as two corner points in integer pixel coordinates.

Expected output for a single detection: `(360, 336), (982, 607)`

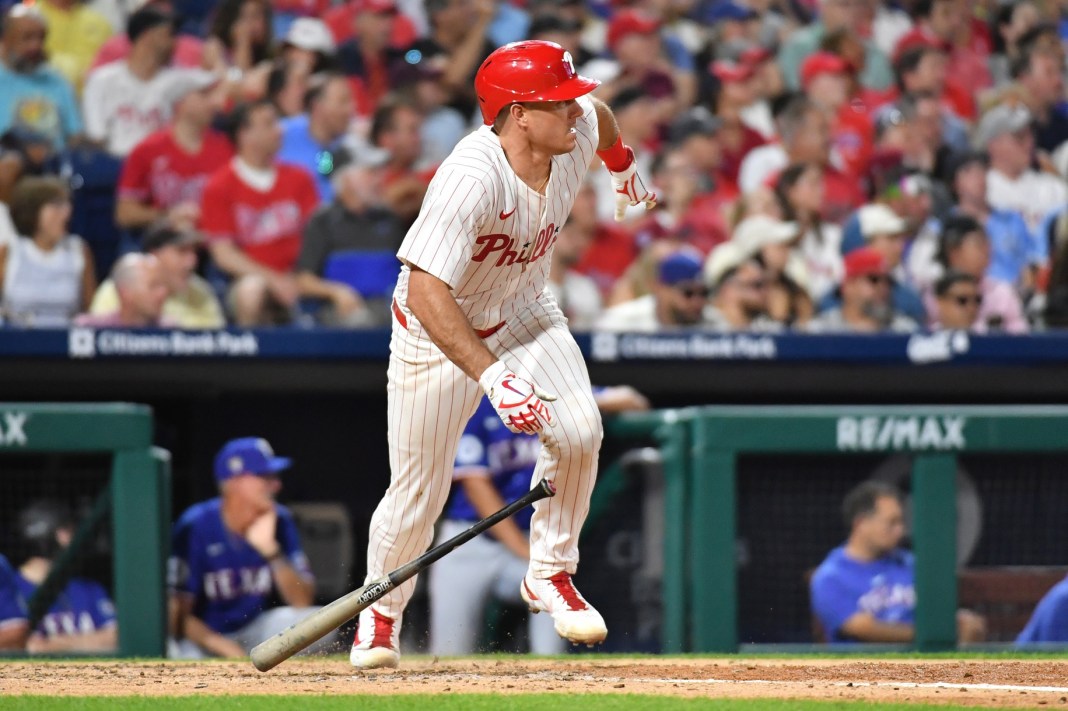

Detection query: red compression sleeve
(597, 134), (633, 172)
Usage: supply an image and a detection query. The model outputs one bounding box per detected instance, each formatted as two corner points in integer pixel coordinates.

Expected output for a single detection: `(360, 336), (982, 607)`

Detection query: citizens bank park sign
(68, 329), (259, 358)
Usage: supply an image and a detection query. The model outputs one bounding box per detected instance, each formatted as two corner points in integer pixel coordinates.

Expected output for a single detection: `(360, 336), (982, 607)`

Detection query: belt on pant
(392, 298), (504, 339)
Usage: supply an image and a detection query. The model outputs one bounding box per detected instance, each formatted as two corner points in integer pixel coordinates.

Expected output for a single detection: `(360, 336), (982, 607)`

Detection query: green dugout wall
(604, 405), (1068, 653)
(0, 403), (169, 657)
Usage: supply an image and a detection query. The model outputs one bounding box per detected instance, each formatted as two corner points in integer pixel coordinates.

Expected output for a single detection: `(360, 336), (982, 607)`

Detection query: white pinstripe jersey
(394, 95), (600, 332)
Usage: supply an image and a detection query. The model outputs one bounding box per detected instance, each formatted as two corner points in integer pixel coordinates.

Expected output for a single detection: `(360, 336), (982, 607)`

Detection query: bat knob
(540, 479), (557, 497)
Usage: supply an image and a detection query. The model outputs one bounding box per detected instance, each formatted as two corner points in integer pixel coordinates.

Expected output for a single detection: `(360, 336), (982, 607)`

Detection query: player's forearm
(29, 626), (117, 653)
(114, 198), (161, 229)
(590, 97), (621, 151)
(839, 613), (914, 643)
(270, 559), (315, 608)
(407, 268), (497, 382)
(461, 477), (530, 560)
(181, 613), (244, 657)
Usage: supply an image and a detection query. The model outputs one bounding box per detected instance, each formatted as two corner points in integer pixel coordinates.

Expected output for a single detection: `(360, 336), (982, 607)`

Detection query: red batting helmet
(475, 40), (601, 126)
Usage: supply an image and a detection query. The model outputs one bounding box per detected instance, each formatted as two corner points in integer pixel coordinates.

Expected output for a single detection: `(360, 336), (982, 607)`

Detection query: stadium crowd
(1, 0), (1068, 332)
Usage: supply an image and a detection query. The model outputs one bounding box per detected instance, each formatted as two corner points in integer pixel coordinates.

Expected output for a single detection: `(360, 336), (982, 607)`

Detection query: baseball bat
(250, 477), (557, 671)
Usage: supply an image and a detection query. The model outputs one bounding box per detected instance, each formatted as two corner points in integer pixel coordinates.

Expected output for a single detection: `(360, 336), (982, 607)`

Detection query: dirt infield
(3, 658), (1068, 707)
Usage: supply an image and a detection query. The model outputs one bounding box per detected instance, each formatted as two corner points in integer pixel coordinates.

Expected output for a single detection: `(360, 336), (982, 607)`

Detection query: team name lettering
(471, 224), (559, 268)
(836, 416), (967, 451)
(203, 566), (273, 600)
(0, 411), (28, 446)
(41, 611), (100, 638)
(234, 203), (303, 246)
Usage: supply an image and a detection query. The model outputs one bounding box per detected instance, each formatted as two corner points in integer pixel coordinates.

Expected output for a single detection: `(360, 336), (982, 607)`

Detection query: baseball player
(14, 501), (117, 653)
(168, 437), (324, 658)
(349, 40), (657, 669)
(430, 386), (651, 656)
(0, 553), (29, 650)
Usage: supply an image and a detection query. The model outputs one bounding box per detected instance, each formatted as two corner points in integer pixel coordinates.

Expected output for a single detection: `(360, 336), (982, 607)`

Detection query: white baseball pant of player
(428, 520), (566, 655)
(364, 292), (603, 621)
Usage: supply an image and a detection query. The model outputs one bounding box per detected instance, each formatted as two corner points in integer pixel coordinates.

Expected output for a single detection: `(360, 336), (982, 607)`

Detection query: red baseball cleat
(520, 571), (607, 645)
(350, 607), (401, 669)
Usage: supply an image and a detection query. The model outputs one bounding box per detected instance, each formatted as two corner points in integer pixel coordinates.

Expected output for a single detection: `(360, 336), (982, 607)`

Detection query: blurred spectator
(1044, 213), (1068, 327)
(0, 6), (84, 150)
(0, 553), (29, 650)
(703, 241), (780, 331)
(393, 54), (465, 166)
(810, 481), (986, 644)
(200, 100), (319, 326)
(929, 214), (1028, 333)
(0, 176), (96, 327)
(1016, 573), (1068, 643)
(429, 386), (648, 656)
(323, 0), (418, 49)
(1011, 45), (1068, 154)
(335, 0), (403, 116)
(634, 143), (731, 257)
(891, 43), (974, 124)
(930, 269), (983, 330)
(597, 249), (708, 331)
(546, 212), (603, 331)
(742, 96), (863, 223)
(666, 107), (730, 195)
(868, 0), (913, 56)
(736, 46), (780, 140)
(777, 0), (893, 91)
(0, 126), (63, 206)
(89, 0), (206, 74)
(278, 72), (354, 202)
(874, 91), (964, 179)
(403, 0), (496, 119)
(989, 2), (1042, 86)
(88, 224), (225, 328)
(168, 437), (320, 659)
(892, 0), (992, 95)
(14, 500), (117, 654)
(730, 214), (814, 327)
(37, 0), (113, 92)
(568, 181), (637, 300)
(280, 18), (338, 75)
(943, 150), (1042, 290)
(116, 70), (232, 233)
(296, 151), (403, 326)
(82, 5), (180, 157)
(203, 0), (275, 104)
(978, 103), (1067, 233)
(707, 60), (766, 190)
(800, 51), (873, 181)
(808, 247), (918, 332)
(76, 252), (170, 327)
(371, 93), (435, 223)
(773, 162), (844, 302)
(850, 203), (926, 323)
(267, 59), (313, 118)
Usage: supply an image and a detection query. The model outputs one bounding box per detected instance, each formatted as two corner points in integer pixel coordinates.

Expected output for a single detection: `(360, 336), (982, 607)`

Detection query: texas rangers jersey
(445, 397), (541, 530)
(169, 498), (313, 634)
(394, 94), (600, 333)
(0, 554), (28, 630)
(809, 546), (916, 643)
(15, 574), (116, 638)
(1016, 574), (1068, 643)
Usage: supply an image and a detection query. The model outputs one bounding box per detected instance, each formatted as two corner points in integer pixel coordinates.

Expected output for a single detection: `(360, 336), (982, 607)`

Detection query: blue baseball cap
(214, 437), (292, 481)
(658, 251), (704, 286)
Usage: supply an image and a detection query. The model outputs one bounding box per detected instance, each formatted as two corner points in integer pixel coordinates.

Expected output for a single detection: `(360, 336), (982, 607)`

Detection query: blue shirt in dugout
(277, 114), (340, 203)
(0, 553), (28, 626)
(810, 546), (916, 642)
(14, 574), (116, 638)
(445, 397), (541, 531)
(1016, 575), (1068, 644)
(169, 498), (313, 634)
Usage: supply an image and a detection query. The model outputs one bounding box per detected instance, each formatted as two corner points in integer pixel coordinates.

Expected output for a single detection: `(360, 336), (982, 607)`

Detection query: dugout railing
(605, 405), (1068, 653)
(0, 403), (169, 657)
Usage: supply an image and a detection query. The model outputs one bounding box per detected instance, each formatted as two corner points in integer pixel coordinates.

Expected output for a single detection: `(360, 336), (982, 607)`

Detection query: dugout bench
(0, 403), (169, 657)
(604, 405), (1068, 653)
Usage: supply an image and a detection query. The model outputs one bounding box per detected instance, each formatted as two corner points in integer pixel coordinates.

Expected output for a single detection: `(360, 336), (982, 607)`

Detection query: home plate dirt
(3, 658), (1068, 707)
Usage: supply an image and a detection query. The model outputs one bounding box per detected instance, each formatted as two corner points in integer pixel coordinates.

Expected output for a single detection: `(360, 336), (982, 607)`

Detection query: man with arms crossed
(350, 40), (656, 669)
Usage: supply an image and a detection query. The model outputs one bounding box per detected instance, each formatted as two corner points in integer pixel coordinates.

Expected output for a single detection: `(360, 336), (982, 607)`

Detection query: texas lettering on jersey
(203, 565), (273, 600)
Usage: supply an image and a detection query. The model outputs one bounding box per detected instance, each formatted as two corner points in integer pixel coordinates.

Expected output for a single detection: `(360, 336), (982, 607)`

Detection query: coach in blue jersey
(0, 553), (29, 650)
(15, 500), (117, 654)
(168, 437), (321, 658)
(1017, 575), (1068, 644)
(429, 386), (649, 655)
(810, 481), (985, 644)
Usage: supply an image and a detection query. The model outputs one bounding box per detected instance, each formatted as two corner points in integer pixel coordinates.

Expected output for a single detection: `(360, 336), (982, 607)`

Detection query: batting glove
(609, 153), (657, 222)
(479, 360), (556, 435)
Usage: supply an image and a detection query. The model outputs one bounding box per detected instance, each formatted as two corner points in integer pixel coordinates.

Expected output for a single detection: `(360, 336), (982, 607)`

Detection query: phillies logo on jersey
(472, 223), (558, 268)
(234, 203), (304, 246)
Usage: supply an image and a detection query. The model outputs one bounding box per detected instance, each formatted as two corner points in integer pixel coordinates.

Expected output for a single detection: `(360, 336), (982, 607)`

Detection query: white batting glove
(479, 361), (556, 435)
(609, 156), (657, 222)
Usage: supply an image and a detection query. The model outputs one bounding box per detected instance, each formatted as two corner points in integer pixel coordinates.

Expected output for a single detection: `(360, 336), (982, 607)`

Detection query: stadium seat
(323, 251), (400, 299)
(64, 148), (123, 280)
(288, 502), (353, 603)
